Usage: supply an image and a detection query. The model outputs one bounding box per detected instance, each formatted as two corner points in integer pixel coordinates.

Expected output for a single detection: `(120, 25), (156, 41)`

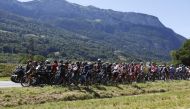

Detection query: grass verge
(0, 80), (190, 109)
(0, 77), (10, 81)
(9, 89), (190, 109)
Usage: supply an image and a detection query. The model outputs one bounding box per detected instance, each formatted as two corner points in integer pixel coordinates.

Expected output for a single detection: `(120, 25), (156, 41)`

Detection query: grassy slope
(11, 89), (190, 109)
(0, 77), (10, 81)
(0, 80), (190, 109)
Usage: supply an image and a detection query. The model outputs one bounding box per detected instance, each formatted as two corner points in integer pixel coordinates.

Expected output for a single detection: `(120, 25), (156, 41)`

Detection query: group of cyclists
(13, 59), (190, 87)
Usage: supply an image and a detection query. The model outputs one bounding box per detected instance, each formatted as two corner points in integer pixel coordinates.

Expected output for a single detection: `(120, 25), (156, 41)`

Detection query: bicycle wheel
(50, 76), (60, 85)
(21, 76), (31, 87)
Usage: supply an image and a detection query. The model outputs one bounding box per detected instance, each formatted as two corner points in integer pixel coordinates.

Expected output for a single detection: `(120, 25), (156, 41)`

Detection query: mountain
(0, 0), (187, 61)
(0, 9), (116, 61)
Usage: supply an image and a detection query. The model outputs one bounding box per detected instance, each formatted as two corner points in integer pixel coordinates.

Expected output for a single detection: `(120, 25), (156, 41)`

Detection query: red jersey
(51, 63), (58, 73)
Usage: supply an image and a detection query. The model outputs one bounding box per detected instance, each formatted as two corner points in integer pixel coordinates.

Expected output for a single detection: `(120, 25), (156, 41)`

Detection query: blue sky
(18, 0), (190, 38)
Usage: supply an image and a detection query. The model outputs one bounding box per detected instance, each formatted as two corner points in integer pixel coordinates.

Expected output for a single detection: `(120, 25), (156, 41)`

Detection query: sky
(18, 0), (190, 39)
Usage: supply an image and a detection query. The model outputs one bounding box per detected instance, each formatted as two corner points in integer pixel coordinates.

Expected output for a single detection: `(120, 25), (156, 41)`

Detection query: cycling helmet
(97, 58), (102, 63)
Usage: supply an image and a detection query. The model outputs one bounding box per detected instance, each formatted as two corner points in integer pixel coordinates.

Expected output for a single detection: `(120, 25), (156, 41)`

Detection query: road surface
(0, 81), (21, 88)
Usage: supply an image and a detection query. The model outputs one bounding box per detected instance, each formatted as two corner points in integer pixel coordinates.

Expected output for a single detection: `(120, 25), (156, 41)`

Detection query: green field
(0, 80), (190, 109)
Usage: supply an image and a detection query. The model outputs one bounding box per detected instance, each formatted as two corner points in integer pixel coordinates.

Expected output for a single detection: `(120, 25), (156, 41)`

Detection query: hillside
(0, 0), (187, 61)
(0, 10), (116, 61)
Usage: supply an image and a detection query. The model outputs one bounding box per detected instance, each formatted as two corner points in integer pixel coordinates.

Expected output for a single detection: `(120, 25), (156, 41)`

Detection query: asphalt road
(0, 81), (21, 88)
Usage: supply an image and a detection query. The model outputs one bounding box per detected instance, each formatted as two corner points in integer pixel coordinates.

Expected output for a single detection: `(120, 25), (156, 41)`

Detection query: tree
(171, 40), (190, 66)
(28, 37), (35, 53)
